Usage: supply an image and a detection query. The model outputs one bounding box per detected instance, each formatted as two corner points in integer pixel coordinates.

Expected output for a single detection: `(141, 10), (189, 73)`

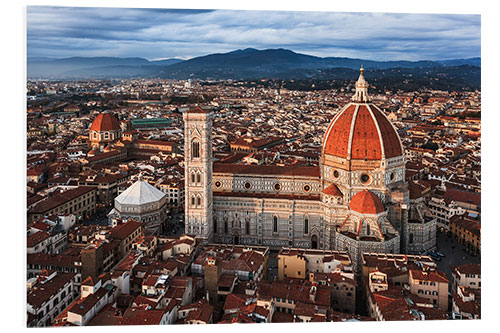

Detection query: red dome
(322, 103), (402, 160)
(349, 190), (385, 214)
(90, 112), (120, 132)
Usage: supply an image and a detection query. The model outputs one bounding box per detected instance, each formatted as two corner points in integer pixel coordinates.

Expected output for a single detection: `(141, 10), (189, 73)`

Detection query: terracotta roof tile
(323, 103), (402, 160)
(27, 231), (50, 248)
(322, 183), (343, 197)
(90, 112), (120, 132)
(349, 190), (385, 214)
(213, 163), (320, 177)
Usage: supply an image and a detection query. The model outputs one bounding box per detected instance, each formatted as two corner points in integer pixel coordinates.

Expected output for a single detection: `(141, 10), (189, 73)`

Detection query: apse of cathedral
(183, 68), (436, 271)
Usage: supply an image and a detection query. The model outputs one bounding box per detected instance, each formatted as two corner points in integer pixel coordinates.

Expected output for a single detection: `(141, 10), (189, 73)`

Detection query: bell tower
(183, 106), (214, 240)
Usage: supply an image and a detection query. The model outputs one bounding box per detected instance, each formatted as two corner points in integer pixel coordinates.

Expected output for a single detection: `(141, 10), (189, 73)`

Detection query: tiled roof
(110, 220), (142, 240)
(121, 308), (166, 325)
(27, 250), (81, 269)
(90, 112), (120, 132)
(323, 103), (402, 160)
(133, 139), (175, 146)
(184, 300), (214, 323)
(184, 106), (212, 114)
(322, 183), (343, 197)
(27, 272), (75, 309)
(453, 263), (481, 276)
(223, 293), (247, 312)
(373, 294), (413, 321)
(444, 188), (481, 206)
(409, 181), (425, 200)
(29, 220), (52, 232)
(217, 273), (237, 288)
(213, 163), (320, 178)
(452, 294), (480, 316)
(450, 216), (480, 236)
(409, 269), (449, 283)
(27, 231), (50, 248)
(86, 303), (123, 326)
(257, 280), (330, 308)
(68, 287), (109, 316)
(349, 190), (385, 214)
(28, 186), (95, 214)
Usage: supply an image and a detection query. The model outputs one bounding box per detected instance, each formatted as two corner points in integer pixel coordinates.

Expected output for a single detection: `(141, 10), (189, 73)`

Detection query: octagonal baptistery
(109, 176), (168, 235)
(321, 68), (405, 202)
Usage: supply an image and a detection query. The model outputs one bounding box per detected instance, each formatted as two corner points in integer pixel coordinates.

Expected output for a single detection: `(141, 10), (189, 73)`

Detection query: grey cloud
(27, 6), (480, 61)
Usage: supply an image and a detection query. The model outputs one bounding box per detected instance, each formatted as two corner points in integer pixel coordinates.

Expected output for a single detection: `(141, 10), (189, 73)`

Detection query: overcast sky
(27, 6), (481, 61)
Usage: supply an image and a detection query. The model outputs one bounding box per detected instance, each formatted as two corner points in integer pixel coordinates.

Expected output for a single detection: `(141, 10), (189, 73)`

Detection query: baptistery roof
(115, 178), (166, 206)
(322, 68), (403, 161)
(90, 111), (120, 132)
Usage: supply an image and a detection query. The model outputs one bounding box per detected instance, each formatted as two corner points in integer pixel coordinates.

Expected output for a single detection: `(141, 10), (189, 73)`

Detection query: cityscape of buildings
(26, 67), (481, 326)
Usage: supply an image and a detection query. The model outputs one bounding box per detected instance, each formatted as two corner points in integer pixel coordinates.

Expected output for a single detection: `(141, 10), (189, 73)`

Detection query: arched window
(246, 221), (250, 235)
(197, 197), (201, 206)
(273, 216), (278, 233)
(304, 217), (309, 234)
(214, 218), (217, 234)
(366, 223), (371, 236)
(191, 196), (195, 206)
(196, 173), (201, 183)
(224, 221), (228, 234)
(191, 173), (196, 183)
(409, 233), (414, 244)
(192, 140), (200, 158)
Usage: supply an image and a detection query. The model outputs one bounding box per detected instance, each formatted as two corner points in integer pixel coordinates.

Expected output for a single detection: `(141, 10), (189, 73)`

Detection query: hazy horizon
(27, 47), (481, 63)
(27, 7), (480, 62)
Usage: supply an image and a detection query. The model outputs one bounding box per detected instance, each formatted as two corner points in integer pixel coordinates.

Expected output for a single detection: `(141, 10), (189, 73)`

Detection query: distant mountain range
(27, 48), (480, 85)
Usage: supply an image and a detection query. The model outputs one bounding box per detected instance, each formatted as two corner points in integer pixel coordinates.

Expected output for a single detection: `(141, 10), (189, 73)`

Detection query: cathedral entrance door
(234, 236), (240, 245)
(311, 235), (318, 249)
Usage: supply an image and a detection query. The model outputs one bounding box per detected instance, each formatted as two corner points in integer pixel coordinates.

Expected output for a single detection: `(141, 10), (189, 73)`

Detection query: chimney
(309, 285), (317, 302)
(26, 277), (38, 290)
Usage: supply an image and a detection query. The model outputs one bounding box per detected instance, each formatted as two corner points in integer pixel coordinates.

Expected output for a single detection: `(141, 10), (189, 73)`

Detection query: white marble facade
(183, 71), (437, 271)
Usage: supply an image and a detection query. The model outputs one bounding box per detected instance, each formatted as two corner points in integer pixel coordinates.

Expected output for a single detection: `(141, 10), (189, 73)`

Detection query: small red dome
(90, 112), (120, 132)
(349, 190), (385, 214)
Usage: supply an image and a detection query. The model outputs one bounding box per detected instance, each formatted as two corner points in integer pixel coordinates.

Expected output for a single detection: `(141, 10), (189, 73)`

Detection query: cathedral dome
(90, 111), (120, 132)
(349, 190), (385, 214)
(322, 68), (403, 162)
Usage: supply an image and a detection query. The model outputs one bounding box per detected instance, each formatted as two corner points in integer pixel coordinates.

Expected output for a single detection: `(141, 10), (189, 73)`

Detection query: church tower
(183, 106), (214, 240)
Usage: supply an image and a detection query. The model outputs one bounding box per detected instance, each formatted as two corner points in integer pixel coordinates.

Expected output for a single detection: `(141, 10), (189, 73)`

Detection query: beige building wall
(278, 255), (306, 280)
(453, 270), (481, 293)
(409, 273), (448, 310)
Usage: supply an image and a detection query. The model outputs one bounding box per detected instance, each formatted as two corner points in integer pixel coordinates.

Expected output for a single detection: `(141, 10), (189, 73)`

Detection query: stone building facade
(183, 107), (214, 240)
(184, 69), (436, 271)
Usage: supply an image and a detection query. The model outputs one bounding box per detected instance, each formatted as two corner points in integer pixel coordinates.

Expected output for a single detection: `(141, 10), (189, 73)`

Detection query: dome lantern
(352, 66), (370, 103)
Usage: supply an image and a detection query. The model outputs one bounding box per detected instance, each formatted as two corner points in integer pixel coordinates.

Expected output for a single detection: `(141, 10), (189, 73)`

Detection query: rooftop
(115, 178), (166, 206)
